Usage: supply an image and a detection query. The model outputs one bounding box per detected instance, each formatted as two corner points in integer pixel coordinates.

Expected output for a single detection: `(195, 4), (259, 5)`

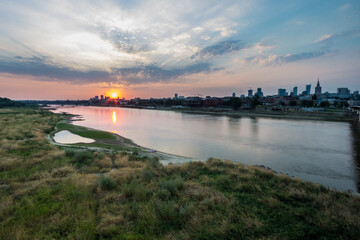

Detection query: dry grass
(1, 107), (360, 240)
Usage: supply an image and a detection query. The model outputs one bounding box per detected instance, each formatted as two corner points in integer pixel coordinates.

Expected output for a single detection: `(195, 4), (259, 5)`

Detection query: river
(52, 106), (360, 193)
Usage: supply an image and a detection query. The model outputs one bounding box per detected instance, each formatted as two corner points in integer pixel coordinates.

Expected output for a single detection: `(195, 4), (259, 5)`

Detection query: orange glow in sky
(106, 89), (121, 99)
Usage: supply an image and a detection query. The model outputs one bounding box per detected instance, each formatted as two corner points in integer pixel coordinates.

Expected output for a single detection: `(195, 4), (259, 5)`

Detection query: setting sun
(111, 92), (117, 99)
(106, 89), (121, 99)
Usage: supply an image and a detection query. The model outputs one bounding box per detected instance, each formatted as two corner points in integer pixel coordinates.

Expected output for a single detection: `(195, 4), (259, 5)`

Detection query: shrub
(122, 180), (149, 201)
(157, 189), (171, 201)
(142, 167), (154, 182)
(99, 176), (117, 190)
(71, 151), (94, 167)
(148, 157), (160, 168)
(159, 177), (185, 196)
(155, 201), (178, 225)
(65, 149), (76, 157)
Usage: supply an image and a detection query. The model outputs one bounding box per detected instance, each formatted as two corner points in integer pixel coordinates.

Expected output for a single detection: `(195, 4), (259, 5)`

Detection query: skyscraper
(256, 88), (263, 97)
(315, 78), (322, 95)
(174, 93), (178, 99)
(306, 84), (311, 95)
(248, 89), (253, 97)
(278, 88), (287, 97)
(293, 87), (298, 96)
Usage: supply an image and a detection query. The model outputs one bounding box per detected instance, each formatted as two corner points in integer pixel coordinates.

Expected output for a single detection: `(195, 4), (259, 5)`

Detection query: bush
(65, 149), (76, 157)
(71, 151), (94, 167)
(122, 180), (149, 201)
(155, 201), (178, 225)
(157, 189), (171, 200)
(142, 167), (154, 182)
(289, 100), (297, 106)
(159, 177), (185, 196)
(319, 101), (330, 108)
(99, 176), (116, 190)
(148, 157), (160, 168)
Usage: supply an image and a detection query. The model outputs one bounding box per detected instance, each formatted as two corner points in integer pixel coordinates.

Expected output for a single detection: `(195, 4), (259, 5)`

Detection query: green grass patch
(57, 122), (116, 140)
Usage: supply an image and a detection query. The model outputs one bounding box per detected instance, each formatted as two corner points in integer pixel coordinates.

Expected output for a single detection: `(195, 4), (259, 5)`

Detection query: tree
(319, 101), (330, 108)
(289, 100), (297, 106)
(251, 95), (261, 109)
(301, 100), (313, 108)
(0, 97), (25, 108)
(228, 97), (242, 110)
(279, 101), (286, 106)
(339, 101), (349, 108)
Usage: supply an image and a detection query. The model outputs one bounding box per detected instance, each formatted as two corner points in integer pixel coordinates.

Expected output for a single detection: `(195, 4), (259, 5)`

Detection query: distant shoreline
(51, 104), (356, 123)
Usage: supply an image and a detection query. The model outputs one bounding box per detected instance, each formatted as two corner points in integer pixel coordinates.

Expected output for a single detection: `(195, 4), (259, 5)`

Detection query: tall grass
(1, 108), (359, 240)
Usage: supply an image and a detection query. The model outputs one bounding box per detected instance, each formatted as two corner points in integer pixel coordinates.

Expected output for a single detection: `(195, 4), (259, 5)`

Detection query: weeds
(99, 176), (116, 191)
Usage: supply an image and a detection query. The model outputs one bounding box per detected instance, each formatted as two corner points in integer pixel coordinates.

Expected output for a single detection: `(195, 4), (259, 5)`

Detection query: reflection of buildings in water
(112, 110), (117, 124)
(350, 123), (360, 193)
(227, 117), (241, 134)
(250, 117), (258, 137)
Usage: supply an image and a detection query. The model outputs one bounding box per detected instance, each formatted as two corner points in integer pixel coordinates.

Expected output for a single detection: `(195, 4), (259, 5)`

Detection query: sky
(0, 0), (359, 100)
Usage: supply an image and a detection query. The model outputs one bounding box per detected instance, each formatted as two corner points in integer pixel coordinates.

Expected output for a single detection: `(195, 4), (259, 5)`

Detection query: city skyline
(0, 0), (359, 100)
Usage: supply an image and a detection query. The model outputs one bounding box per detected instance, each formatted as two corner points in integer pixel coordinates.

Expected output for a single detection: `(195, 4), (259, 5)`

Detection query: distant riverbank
(82, 104), (356, 122)
(172, 107), (355, 122)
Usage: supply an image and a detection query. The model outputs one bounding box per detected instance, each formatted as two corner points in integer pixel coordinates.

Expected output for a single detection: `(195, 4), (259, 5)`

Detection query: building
(95, 96), (99, 100)
(248, 89), (253, 98)
(203, 97), (224, 107)
(101, 95), (104, 100)
(232, 92), (236, 97)
(174, 93), (178, 99)
(315, 79), (322, 95)
(337, 88), (350, 94)
(306, 84), (311, 95)
(278, 88), (287, 97)
(256, 88), (263, 97)
(293, 87), (298, 96)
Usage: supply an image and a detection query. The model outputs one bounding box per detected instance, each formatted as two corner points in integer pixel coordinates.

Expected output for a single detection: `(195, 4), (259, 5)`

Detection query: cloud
(244, 50), (327, 66)
(114, 62), (220, 84)
(315, 29), (360, 44)
(191, 40), (246, 59)
(0, 56), (111, 83)
(0, 55), (219, 85)
(100, 29), (153, 54)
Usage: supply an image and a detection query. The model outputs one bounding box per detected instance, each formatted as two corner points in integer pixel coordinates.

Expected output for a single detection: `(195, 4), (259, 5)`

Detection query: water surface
(52, 106), (360, 193)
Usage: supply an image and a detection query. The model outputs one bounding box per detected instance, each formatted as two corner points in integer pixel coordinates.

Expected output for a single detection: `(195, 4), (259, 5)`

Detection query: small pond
(53, 130), (95, 144)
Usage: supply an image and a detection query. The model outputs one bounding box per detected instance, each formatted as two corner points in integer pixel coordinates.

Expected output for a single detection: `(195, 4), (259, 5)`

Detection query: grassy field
(0, 107), (359, 239)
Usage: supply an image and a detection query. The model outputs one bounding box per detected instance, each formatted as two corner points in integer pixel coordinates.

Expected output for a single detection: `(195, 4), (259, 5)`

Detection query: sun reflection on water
(112, 110), (117, 124)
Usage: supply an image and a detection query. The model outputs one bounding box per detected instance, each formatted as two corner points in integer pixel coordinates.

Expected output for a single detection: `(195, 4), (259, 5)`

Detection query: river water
(52, 106), (360, 193)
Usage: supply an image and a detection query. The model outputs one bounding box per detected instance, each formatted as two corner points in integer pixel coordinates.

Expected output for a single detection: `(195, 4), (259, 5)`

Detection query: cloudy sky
(0, 0), (359, 100)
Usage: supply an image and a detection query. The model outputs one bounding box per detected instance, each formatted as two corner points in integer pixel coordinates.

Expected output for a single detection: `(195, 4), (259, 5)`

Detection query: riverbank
(49, 113), (195, 164)
(85, 104), (356, 122)
(1, 107), (360, 239)
(175, 107), (355, 122)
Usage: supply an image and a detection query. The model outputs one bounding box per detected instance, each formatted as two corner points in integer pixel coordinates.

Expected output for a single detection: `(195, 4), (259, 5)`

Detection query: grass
(56, 122), (116, 140)
(0, 107), (359, 239)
